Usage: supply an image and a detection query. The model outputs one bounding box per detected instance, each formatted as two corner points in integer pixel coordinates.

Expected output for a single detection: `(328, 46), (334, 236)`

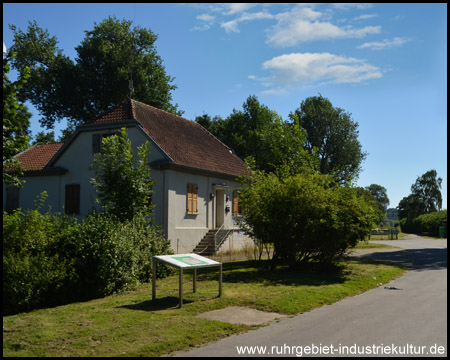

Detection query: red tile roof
(83, 99), (247, 177)
(6, 143), (64, 172)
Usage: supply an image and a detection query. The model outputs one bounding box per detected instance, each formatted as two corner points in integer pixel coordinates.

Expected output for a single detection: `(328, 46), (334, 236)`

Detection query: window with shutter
(187, 184), (198, 215)
(65, 184), (80, 215)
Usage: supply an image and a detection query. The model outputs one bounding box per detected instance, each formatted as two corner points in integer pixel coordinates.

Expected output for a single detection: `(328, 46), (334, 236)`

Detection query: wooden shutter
(187, 184), (193, 214)
(233, 190), (239, 215)
(193, 185), (198, 214)
(187, 184), (198, 214)
(65, 184), (80, 215)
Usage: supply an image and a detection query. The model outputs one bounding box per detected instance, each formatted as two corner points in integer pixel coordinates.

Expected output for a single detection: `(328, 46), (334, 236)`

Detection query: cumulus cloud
(266, 6), (381, 47)
(358, 37), (411, 50)
(251, 52), (382, 90)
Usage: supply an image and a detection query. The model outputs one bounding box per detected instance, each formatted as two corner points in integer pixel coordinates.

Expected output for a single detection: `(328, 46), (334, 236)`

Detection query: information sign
(152, 254), (222, 308)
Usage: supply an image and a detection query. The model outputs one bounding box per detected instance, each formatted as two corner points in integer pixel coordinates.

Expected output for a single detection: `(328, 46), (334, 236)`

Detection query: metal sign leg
(179, 268), (183, 308)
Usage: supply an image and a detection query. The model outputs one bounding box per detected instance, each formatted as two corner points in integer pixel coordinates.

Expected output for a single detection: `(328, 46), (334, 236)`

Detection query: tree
(9, 17), (181, 130)
(365, 184), (389, 212)
(90, 128), (154, 222)
(410, 170), (442, 213)
(237, 169), (377, 268)
(289, 94), (367, 183)
(32, 131), (56, 145)
(397, 170), (443, 220)
(196, 95), (317, 173)
(3, 50), (32, 187)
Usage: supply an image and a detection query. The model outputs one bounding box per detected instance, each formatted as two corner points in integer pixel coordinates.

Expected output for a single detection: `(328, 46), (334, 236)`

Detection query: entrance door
(215, 189), (224, 229)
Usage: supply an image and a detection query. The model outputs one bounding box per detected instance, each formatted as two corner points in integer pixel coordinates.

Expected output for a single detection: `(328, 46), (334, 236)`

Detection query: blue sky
(3, 3), (447, 209)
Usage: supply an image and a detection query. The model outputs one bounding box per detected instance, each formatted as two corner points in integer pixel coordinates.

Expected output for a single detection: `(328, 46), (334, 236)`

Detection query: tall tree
(410, 170), (443, 213)
(196, 95), (317, 173)
(90, 128), (154, 222)
(365, 184), (390, 213)
(3, 51), (32, 187)
(397, 169), (443, 219)
(289, 94), (367, 183)
(9, 17), (181, 130)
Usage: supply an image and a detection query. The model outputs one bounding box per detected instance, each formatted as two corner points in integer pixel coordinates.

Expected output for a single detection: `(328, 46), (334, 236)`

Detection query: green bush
(3, 206), (79, 315)
(238, 170), (377, 268)
(400, 210), (447, 236)
(64, 212), (173, 300)
(3, 196), (173, 315)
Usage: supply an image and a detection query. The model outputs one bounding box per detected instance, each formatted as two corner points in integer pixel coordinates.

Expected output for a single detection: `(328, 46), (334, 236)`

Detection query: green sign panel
(173, 256), (210, 266)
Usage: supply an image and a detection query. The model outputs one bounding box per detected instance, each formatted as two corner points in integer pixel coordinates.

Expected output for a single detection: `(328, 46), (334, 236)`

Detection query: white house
(3, 99), (252, 255)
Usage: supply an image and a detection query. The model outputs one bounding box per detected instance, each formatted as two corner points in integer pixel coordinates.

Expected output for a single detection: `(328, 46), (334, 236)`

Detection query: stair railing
(214, 224), (232, 251)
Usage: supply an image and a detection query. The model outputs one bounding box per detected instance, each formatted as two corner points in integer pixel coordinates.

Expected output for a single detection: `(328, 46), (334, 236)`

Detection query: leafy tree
(365, 184), (389, 212)
(397, 170), (443, 219)
(3, 50), (32, 187)
(9, 17), (181, 130)
(196, 95), (317, 173)
(397, 194), (425, 220)
(410, 170), (442, 213)
(90, 128), (154, 222)
(289, 94), (367, 183)
(237, 168), (378, 268)
(32, 131), (56, 145)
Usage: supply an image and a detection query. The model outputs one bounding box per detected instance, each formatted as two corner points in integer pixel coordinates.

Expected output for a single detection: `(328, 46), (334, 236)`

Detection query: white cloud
(251, 52), (382, 90)
(196, 13), (215, 22)
(221, 11), (274, 33)
(358, 37), (411, 50)
(225, 3), (258, 15)
(353, 14), (378, 21)
(266, 6), (381, 47)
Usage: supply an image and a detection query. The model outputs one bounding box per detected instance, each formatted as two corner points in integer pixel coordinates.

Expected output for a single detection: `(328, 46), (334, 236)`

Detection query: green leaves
(9, 17), (181, 130)
(90, 128), (154, 222)
(238, 170), (378, 268)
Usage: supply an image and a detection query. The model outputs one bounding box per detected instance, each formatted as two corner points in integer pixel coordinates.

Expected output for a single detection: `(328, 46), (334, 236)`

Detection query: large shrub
(3, 196), (173, 315)
(238, 170), (377, 268)
(3, 201), (78, 315)
(64, 212), (173, 300)
(399, 210), (447, 236)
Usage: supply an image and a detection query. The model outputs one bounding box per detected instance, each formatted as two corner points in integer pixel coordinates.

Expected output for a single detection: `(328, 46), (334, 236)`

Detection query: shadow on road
(360, 248), (447, 271)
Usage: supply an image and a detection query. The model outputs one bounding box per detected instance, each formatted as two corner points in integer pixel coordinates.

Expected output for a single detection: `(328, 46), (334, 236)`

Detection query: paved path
(175, 235), (447, 357)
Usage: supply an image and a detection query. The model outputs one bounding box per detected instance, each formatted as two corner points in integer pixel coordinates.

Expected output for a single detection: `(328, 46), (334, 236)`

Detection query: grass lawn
(3, 255), (406, 357)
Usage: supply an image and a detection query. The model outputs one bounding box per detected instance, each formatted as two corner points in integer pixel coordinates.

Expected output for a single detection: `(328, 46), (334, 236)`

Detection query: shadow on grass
(117, 296), (194, 311)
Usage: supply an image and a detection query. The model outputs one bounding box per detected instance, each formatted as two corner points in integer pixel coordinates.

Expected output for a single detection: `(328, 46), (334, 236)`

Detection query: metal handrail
(214, 224), (232, 251)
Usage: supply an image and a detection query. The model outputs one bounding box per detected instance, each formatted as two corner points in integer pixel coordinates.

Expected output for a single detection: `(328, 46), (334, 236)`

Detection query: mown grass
(3, 257), (406, 357)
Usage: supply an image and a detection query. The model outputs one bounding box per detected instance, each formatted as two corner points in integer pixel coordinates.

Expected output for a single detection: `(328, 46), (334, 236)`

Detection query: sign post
(152, 254), (223, 308)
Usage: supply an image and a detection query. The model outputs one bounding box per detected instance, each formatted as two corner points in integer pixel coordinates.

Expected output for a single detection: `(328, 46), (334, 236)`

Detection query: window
(5, 186), (20, 213)
(187, 184), (198, 215)
(92, 132), (120, 154)
(65, 184), (80, 215)
(233, 189), (242, 215)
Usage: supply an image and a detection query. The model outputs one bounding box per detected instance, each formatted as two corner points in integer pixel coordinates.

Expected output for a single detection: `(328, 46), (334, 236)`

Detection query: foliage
(3, 192), (79, 315)
(3, 192), (172, 316)
(32, 130), (56, 145)
(289, 94), (367, 184)
(62, 211), (173, 300)
(90, 128), (155, 222)
(9, 17), (181, 130)
(196, 95), (318, 173)
(365, 184), (389, 212)
(399, 209), (447, 237)
(397, 169), (443, 219)
(410, 169), (443, 213)
(237, 168), (378, 268)
(3, 51), (32, 187)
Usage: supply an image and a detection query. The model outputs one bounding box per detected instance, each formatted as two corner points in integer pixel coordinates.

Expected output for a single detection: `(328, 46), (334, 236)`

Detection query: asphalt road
(175, 235), (447, 357)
